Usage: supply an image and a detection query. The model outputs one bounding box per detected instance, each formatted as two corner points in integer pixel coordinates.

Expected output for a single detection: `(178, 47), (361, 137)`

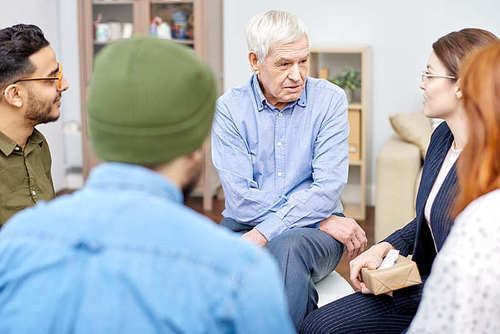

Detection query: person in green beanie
(0, 37), (295, 334)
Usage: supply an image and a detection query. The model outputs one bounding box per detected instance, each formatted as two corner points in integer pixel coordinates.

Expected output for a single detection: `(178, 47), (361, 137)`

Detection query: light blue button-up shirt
(0, 163), (294, 334)
(212, 74), (349, 241)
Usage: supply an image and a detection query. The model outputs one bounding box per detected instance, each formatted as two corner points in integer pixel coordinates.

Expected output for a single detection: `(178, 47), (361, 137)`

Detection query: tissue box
(361, 255), (422, 295)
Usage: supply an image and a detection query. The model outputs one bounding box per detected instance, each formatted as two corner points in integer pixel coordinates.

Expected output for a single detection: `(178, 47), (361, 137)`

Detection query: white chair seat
(315, 271), (354, 307)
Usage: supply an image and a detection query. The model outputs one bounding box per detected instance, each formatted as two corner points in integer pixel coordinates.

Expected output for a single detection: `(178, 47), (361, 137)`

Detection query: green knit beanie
(87, 37), (216, 165)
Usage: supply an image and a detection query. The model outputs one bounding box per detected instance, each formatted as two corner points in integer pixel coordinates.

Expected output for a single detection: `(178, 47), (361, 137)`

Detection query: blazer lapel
(430, 163), (458, 249)
(415, 126), (454, 215)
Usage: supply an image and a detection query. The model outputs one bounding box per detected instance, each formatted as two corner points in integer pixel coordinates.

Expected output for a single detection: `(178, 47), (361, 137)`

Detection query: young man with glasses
(0, 24), (69, 225)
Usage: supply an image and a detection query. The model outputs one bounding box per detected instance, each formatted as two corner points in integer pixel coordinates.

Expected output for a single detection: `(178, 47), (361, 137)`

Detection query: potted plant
(328, 67), (361, 103)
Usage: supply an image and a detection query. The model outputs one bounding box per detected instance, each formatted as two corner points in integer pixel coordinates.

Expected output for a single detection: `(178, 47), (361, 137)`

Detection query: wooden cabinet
(310, 46), (370, 220)
(77, 0), (222, 210)
(348, 108), (361, 162)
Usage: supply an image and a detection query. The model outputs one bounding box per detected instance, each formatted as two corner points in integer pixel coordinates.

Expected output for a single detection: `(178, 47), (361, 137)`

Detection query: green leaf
(327, 67), (361, 90)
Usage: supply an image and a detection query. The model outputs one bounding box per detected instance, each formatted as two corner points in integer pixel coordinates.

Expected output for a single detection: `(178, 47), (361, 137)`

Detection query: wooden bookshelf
(310, 46), (371, 220)
(78, 0), (223, 211)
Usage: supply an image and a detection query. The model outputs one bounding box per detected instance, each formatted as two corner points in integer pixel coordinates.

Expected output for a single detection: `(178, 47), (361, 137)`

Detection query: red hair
(454, 41), (500, 217)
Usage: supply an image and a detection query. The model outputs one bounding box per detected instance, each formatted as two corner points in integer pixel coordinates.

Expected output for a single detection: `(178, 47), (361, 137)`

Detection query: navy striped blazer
(384, 121), (458, 277)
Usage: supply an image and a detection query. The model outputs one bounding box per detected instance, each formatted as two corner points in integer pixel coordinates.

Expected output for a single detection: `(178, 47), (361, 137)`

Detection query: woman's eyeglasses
(421, 70), (456, 82)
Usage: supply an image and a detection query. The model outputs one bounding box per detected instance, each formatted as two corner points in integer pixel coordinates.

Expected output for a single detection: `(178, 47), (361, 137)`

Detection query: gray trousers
(220, 217), (344, 329)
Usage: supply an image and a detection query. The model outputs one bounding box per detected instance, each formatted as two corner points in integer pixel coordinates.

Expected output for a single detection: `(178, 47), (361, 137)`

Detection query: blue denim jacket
(212, 75), (349, 241)
(0, 163), (294, 334)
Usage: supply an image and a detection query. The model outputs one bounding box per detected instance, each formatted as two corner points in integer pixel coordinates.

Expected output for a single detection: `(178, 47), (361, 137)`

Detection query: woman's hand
(349, 242), (395, 293)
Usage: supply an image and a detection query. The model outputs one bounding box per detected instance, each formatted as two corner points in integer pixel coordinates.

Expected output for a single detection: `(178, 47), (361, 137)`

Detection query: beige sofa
(375, 135), (422, 242)
(374, 112), (433, 242)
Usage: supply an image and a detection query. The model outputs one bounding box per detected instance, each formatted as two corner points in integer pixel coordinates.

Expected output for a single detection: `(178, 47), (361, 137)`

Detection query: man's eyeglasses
(12, 62), (63, 89)
(421, 70), (456, 82)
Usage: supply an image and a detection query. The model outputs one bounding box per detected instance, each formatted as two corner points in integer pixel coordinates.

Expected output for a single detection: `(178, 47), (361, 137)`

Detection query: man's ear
(248, 52), (260, 74)
(2, 84), (24, 108)
(187, 148), (203, 164)
(455, 79), (463, 99)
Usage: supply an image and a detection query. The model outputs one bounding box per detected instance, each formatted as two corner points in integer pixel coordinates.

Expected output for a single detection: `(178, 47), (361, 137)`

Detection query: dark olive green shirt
(0, 129), (55, 226)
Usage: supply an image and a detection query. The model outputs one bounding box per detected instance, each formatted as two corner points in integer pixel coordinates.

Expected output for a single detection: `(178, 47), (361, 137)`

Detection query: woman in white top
(408, 41), (500, 334)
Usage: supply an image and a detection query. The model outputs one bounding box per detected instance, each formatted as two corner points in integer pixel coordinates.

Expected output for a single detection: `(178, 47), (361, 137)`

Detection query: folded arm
(211, 101), (283, 223)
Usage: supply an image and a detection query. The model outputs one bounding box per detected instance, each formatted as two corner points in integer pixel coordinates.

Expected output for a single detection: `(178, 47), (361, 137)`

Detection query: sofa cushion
(389, 111), (432, 159)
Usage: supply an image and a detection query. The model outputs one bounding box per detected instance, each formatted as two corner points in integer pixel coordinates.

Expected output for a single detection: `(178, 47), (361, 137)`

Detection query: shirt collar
(297, 81), (308, 107)
(0, 131), (16, 156)
(251, 74), (267, 111)
(86, 162), (183, 203)
(250, 74), (308, 112)
(0, 128), (43, 156)
(30, 128), (44, 145)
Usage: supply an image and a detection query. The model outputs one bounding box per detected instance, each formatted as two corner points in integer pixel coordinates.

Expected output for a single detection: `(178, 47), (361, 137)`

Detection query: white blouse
(424, 143), (461, 224)
(408, 189), (500, 334)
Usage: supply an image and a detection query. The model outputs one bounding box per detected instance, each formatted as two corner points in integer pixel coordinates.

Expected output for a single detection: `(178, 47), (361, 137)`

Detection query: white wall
(56, 0), (83, 187)
(0, 0), (81, 191)
(223, 0), (500, 204)
(4, 1), (499, 199)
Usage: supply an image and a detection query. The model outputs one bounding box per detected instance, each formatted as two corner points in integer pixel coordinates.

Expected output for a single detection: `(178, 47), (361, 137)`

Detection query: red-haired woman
(408, 41), (500, 334)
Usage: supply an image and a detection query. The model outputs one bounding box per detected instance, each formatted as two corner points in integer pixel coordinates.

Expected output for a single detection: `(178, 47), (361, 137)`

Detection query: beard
(25, 88), (60, 124)
(182, 163), (202, 203)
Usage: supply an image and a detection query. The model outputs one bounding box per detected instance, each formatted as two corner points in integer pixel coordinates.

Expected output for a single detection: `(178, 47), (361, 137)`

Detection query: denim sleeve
(211, 100), (283, 222)
(233, 250), (295, 333)
(256, 92), (349, 241)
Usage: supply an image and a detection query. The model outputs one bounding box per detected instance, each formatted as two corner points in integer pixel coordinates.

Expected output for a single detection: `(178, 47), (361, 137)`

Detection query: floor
(186, 196), (375, 286)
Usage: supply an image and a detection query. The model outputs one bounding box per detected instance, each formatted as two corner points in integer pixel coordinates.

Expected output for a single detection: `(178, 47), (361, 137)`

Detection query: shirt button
(31, 190), (36, 196)
(277, 142), (282, 147)
(278, 112), (283, 117)
(14, 146), (20, 151)
(278, 172), (283, 177)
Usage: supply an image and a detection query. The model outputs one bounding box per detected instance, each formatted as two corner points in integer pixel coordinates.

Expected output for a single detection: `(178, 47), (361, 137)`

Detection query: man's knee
(266, 228), (312, 258)
(266, 227), (343, 264)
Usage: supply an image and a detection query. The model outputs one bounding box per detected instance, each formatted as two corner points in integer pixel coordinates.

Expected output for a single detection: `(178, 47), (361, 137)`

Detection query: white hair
(246, 10), (309, 63)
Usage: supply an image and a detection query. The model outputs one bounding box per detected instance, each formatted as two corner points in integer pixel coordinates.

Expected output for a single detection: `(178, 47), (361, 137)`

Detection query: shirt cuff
(255, 213), (288, 241)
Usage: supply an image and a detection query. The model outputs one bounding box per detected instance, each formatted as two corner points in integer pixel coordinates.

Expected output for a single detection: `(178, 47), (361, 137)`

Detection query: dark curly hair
(0, 24), (49, 89)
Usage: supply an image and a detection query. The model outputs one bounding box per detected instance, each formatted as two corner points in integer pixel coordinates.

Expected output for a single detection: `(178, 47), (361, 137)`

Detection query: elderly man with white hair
(212, 10), (367, 328)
